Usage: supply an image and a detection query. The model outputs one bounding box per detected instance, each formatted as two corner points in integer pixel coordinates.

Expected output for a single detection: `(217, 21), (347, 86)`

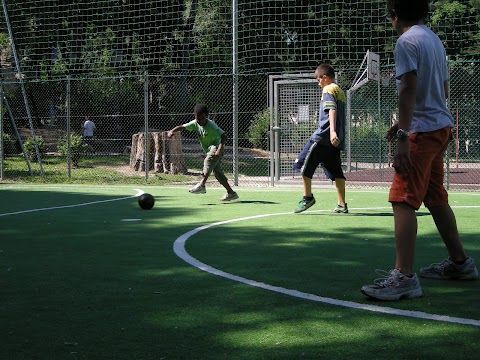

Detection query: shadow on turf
(298, 211), (431, 217)
(205, 200), (280, 206)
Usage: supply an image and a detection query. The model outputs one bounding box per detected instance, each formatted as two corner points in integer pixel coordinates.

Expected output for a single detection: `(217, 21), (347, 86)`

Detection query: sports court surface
(1, 184), (479, 360)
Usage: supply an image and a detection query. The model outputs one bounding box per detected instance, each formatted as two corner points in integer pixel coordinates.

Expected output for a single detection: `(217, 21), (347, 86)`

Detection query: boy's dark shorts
(292, 139), (345, 180)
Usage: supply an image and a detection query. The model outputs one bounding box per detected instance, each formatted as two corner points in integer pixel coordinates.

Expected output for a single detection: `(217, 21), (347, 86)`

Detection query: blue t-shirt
(310, 83), (346, 150)
(182, 118), (224, 153)
(394, 25), (453, 133)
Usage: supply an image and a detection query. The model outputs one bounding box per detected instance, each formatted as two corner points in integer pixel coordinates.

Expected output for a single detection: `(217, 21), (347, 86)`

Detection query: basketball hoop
(381, 71), (395, 87)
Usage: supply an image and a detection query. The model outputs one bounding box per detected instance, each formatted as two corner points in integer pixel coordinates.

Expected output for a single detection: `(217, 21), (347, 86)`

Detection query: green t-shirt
(183, 119), (224, 153)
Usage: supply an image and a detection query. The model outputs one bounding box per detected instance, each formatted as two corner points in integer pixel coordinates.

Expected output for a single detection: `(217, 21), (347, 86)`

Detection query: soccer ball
(138, 193), (155, 210)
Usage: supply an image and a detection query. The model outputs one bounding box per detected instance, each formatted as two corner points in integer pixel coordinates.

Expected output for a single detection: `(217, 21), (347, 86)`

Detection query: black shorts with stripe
(293, 139), (345, 180)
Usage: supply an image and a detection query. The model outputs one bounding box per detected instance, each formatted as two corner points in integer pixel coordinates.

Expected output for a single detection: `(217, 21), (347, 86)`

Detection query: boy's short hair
(194, 103), (209, 116)
(315, 64), (335, 79)
(387, 0), (428, 22)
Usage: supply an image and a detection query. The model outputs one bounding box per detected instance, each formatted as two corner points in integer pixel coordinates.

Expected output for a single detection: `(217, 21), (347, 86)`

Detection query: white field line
(1, 193), (478, 327)
(0, 189), (144, 217)
(173, 208), (480, 328)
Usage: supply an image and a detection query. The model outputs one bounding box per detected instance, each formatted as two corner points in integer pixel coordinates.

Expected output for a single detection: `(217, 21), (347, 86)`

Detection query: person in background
(83, 116), (96, 140)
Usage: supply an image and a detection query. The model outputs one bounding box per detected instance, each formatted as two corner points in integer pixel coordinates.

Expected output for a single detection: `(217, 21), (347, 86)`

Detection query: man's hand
(386, 123), (399, 143)
(392, 138), (411, 176)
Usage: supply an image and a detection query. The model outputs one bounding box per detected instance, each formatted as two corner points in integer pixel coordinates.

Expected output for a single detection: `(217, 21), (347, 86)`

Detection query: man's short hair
(387, 0), (428, 22)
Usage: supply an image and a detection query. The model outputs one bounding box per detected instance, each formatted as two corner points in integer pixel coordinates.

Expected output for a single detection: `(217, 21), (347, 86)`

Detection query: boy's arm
(167, 125), (184, 138)
(393, 70), (417, 175)
(215, 132), (227, 156)
(397, 71), (416, 132)
(328, 109), (340, 147)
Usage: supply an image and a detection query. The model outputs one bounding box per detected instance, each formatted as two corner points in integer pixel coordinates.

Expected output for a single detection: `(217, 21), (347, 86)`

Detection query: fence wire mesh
(268, 62), (480, 191)
(1, 74), (271, 187)
(1, 62), (480, 190)
(1, 1), (479, 190)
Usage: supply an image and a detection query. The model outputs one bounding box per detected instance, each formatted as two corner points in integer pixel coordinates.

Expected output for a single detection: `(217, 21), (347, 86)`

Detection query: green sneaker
(333, 203), (348, 213)
(294, 196), (316, 213)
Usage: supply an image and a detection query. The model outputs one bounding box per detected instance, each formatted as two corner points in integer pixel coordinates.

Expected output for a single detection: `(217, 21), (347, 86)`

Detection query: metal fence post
(232, 0), (239, 186)
(346, 89), (351, 172)
(144, 71), (149, 181)
(0, 83), (3, 180)
(66, 76), (71, 179)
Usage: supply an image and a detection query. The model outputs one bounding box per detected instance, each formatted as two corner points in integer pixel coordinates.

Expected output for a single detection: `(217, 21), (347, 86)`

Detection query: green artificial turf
(1, 185), (479, 360)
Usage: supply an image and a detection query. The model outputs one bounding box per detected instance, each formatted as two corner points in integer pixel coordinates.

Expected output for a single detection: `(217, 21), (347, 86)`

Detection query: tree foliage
(0, 0), (478, 79)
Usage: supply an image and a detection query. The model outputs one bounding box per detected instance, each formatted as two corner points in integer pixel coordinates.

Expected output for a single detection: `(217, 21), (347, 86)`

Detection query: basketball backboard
(367, 51), (380, 80)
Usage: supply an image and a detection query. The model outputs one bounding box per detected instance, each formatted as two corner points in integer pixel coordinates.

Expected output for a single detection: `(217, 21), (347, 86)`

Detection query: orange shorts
(388, 126), (452, 210)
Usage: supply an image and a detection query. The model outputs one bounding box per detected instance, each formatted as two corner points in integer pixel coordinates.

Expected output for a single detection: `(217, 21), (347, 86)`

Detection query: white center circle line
(173, 209), (480, 328)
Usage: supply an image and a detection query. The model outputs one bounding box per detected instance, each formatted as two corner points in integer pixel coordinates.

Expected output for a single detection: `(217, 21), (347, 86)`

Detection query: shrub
(2, 133), (18, 157)
(247, 108), (270, 150)
(58, 133), (89, 167)
(23, 136), (46, 161)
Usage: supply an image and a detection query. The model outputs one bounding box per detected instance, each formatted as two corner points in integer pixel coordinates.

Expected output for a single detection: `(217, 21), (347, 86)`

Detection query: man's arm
(397, 71), (417, 132)
(393, 70), (417, 175)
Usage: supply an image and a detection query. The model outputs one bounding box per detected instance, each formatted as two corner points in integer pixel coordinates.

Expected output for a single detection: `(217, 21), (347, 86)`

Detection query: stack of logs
(130, 132), (186, 174)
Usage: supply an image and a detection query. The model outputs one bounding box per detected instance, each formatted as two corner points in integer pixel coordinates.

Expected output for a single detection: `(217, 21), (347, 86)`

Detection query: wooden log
(130, 133), (139, 168)
(130, 131), (186, 174)
(160, 131), (169, 173)
(152, 132), (162, 173)
(166, 132), (187, 174)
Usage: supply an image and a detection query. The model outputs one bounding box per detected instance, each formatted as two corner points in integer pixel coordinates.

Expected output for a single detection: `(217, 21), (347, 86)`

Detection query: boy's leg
(294, 175), (315, 213)
(190, 147), (215, 193)
(299, 141), (320, 196)
(294, 142), (319, 213)
(213, 156), (239, 201)
(198, 174), (208, 187)
(214, 167), (234, 193)
(334, 178), (346, 206)
(421, 127), (466, 263)
(302, 176), (312, 197)
(418, 126), (477, 278)
(392, 202), (418, 276)
(421, 204), (477, 280)
(199, 146), (218, 186)
(322, 146), (347, 212)
(211, 151), (237, 197)
(428, 204), (466, 262)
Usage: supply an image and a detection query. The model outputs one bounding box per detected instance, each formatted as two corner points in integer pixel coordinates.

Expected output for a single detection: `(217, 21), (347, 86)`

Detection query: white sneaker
(189, 184), (206, 194)
(220, 192), (239, 201)
(420, 257), (478, 280)
(361, 269), (423, 301)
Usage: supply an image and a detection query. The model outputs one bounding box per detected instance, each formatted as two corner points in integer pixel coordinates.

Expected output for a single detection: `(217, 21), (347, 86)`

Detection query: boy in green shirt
(167, 104), (239, 201)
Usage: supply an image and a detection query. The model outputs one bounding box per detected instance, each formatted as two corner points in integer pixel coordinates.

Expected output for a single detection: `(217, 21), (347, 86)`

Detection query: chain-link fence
(0, 74), (270, 186)
(268, 61), (480, 191)
(1, 62), (479, 190)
